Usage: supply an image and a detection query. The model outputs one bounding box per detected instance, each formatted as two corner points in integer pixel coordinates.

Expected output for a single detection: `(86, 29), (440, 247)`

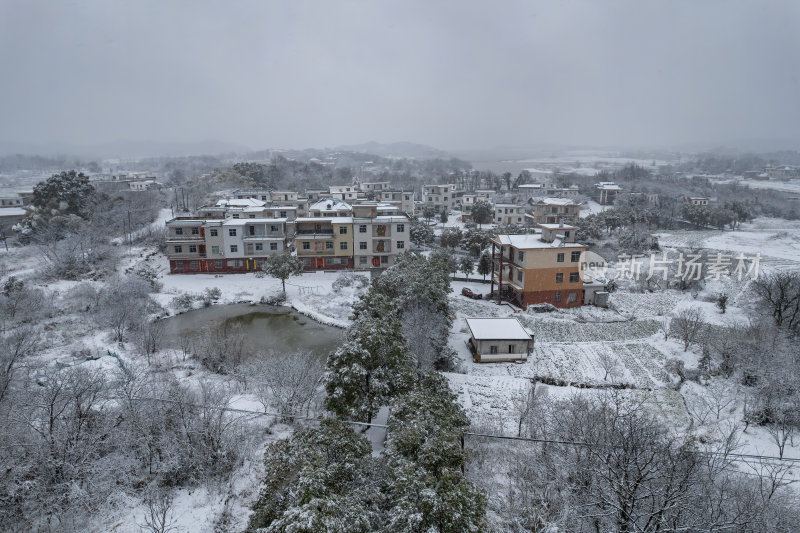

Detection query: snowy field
(446, 216), (800, 468)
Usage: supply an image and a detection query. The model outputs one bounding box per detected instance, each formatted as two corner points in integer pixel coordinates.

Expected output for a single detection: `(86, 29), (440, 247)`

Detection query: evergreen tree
(384, 373), (486, 533)
(262, 252), (304, 293)
(325, 295), (415, 422)
(32, 170), (97, 218)
(470, 200), (492, 228)
(247, 419), (379, 533)
(459, 256), (474, 279)
(477, 252), (491, 281)
(409, 219), (434, 246)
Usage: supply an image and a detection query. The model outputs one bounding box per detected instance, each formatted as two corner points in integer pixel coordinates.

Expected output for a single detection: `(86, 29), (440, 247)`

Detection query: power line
(125, 395), (800, 467)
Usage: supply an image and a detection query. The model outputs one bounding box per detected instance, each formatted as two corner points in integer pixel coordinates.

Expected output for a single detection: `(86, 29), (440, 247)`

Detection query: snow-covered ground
(445, 217), (800, 466)
(5, 210), (800, 530)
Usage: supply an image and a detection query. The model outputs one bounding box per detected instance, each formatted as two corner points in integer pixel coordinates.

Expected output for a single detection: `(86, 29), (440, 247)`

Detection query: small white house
(465, 317), (534, 363)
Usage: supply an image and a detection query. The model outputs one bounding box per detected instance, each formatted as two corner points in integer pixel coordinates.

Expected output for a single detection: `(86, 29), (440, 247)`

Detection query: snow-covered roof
(0, 207), (26, 216)
(222, 218), (288, 225)
(466, 318), (532, 341)
(595, 183), (621, 190)
(309, 198), (352, 211)
(493, 234), (584, 249)
(537, 197), (577, 205)
(216, 198), (266, 207)
(295, 216), (354, 224)
(538, 223), (578, 230)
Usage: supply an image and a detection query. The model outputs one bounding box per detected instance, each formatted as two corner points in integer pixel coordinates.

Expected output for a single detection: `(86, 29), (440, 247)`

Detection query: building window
(174, 227), (183, 235)
(270, 225), (278, 232)
(517, 251), (524, 262)
(517, 271), (523, 282)
(174, 261), (184, 269)
(569, 272), (579, 282)
(270, 242), (278, 250)
(228, 259), (243, 268)
(249, 215), (255, 219)
(508, 345), (515, 353)
(211, 245), (219, 255)
(302, 242), (310, 250)
(255, 243), (263, 251)
(174, 245), (182, 253)
(397, 224), (405, 233)
(339, 226), (348, 234)
(232, 214), (240, 219)
(230, 245), (238, 253)
(556, 273), (563, 283)
(191, 227), (199, 235)
(565, 231), (571, 238)
(280, 211), (287, 218)
(229, 229), (237, 236)
(214, 260), (222, 269)
(397, 241), (405, 249)
(359, 242), (367, 250)
(302, 258), (312, 266)
(571, 251), (581, 262)
(557, 253), (564, 262)
(359, 225), (367, 233)
(359, 256), (367, 264)
(554, 292), (562, 302)
(340, 242), (348, 250)
(381, 256), (388, 264)
(325, 241), (333, 250)
(340, 258), (348, 265)
(490, 345), (498, 354)
(189, 245), (197, 253)
(567, 291), (578, 303)
(190, 261), (198, 270)
(209, 229), (218, 237)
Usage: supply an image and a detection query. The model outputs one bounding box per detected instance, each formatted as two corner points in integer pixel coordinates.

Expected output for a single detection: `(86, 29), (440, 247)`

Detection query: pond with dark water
(162, 303), (343, 356)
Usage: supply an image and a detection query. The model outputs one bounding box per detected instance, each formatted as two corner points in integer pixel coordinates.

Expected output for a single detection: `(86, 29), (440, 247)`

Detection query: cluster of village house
(166, 180), (608, 306)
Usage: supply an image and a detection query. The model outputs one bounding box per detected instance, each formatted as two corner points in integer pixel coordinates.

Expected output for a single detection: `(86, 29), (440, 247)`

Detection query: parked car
(461, 287), (482, 300)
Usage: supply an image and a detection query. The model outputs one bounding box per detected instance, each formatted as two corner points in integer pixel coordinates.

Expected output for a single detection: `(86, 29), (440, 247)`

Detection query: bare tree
(0, 327), (39, 404)
(671, 306), (705, 351)
(139, 489), (177, 533)
(255, 351), (324, 420)
(597, 351), (622, 382)
(751, 271), (800, 330)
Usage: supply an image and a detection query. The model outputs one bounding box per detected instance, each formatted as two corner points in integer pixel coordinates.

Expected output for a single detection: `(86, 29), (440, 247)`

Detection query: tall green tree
(477, 252), (491, 281)
(471, 200), (492, 228)
(384, 373), (486, 533)
(32, 170), (96, 218)
(247, 419), (378, 533)
(325, 295), (415, 423)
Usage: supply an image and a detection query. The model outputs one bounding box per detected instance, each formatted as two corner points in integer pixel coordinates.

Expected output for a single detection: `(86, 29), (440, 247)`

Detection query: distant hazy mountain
(334, 141), (451, 159)
(0, 139), (251, 159)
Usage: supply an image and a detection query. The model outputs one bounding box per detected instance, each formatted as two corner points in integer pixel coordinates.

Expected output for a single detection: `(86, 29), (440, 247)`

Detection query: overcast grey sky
(1, 0), (799, 152)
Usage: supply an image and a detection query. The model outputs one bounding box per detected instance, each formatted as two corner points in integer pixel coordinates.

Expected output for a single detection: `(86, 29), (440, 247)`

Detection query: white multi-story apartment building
(493, 204), (526, 225)
(309, 198), (353, 217)
(359, 181), (391, 193)
(376, 190), (415, 215)
(351, 204), (409, 270)
(423, 184), (459, 213)
(329, 185), (362, 202)
(165, 216), (289, 273)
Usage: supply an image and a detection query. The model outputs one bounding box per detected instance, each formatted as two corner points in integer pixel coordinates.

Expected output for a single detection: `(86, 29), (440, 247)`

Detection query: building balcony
(297, 248), (336, 256)
(166, 234), (205, 241)
(296, 229), (334, 237)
